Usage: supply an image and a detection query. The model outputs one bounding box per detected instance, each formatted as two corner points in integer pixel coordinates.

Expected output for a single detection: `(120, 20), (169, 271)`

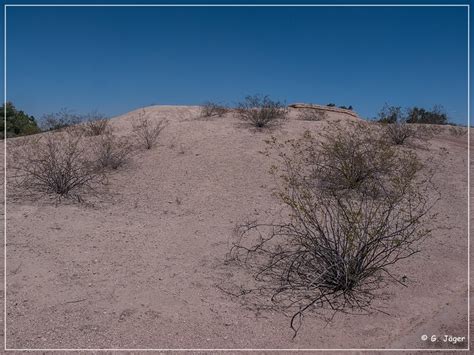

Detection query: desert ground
(0, 105), (470, 351)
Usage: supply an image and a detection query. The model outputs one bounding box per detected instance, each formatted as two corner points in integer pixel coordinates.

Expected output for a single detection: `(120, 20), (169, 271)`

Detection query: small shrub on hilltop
(377, 104), (403, 124)
(236, 95), (288, 128)
(200, 101), (229, 118)
(132, 109), (167, 149)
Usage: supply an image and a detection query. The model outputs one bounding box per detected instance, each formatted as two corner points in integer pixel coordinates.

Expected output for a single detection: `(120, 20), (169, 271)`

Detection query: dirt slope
(2, 106), (470, 350)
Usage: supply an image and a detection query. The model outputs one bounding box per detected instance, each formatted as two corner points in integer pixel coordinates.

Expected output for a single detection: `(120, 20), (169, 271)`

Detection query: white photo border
(3, 3), (470, 352)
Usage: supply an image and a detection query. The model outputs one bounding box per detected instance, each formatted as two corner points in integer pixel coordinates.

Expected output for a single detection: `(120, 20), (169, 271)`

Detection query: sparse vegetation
(230, 124), (435, 337)
(376, 104), (403, 124)
(377, 104), (415, 145)
(1, 102), (41, 139)
(200, 101), (229, 118)
(9, 132), (103, 201)
(384, 121), (415, 145)
(312, 124), (402, 193)
(236, 95), (288, 128)
(94, 133), (133, 170)
(41, 109), (82, 131)
(132, 109), (167, 149)
(83, 113), (111, 136)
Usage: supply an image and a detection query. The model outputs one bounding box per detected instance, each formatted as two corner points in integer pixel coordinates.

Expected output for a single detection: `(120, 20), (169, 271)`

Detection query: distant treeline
(376, 104), (450, 125)
(1, 102), (41, 139)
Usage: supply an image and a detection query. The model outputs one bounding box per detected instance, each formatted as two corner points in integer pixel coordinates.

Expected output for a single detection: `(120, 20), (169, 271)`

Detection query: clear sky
(4, 3), (469, 124)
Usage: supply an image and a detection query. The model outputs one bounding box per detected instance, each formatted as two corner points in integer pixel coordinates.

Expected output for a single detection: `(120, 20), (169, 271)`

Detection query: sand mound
(3, 106), (469, 350)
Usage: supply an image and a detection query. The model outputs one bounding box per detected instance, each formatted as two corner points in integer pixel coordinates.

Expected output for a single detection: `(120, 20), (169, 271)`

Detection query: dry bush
(94, 133), (133, 170)
(236, 95), (288, 128)
(132, 110), (167, 149)
(41, 109), (82, 131)
(200, 101), (229, 118)
(9, 132), (103, 201)
(309, 124), (404, 193)
(229, 124), (436, 337)
(383, 121), (415, 145)
(83, 113), (111, 136)
(297, 108), (328, 121)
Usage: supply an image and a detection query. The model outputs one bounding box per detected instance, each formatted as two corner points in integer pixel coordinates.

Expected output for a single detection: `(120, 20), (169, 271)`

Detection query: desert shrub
(236, 95), (288, 128)
(230, 125), (435, 336)
(376, 104), (403, 124)
(0, 102), (41, 139)
(326, 103), (336, 107)
(297, 108), (328, 121)
(41, 109), (82, 131)
(83, 113), (111, 136)
(407, 105), (448, 125)
(132, 109), (167, 149)
(200, 101), (229, 118)
(309, 124), (402, 193)
(9, 132), (103, 201)
(383, 121), (415, 145)
(94, 133), (133, 170)
(376, 105), (415, 145)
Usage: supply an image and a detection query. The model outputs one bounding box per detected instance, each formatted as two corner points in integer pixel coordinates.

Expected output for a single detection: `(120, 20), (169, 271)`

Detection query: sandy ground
(0, 106), (470, 352)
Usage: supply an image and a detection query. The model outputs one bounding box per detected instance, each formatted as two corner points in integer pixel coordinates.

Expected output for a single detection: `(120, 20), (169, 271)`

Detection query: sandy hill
(3, 105), (470, 350)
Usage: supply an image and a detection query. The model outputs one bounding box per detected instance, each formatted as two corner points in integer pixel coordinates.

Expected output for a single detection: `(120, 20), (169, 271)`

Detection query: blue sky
(4, 3), (470, 124)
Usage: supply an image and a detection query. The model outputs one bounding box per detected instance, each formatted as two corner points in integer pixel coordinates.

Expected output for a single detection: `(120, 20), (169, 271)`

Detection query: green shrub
(0, 102), (41, 139)
(407, 105), (448, 125)
(314, 124), (401, 193)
